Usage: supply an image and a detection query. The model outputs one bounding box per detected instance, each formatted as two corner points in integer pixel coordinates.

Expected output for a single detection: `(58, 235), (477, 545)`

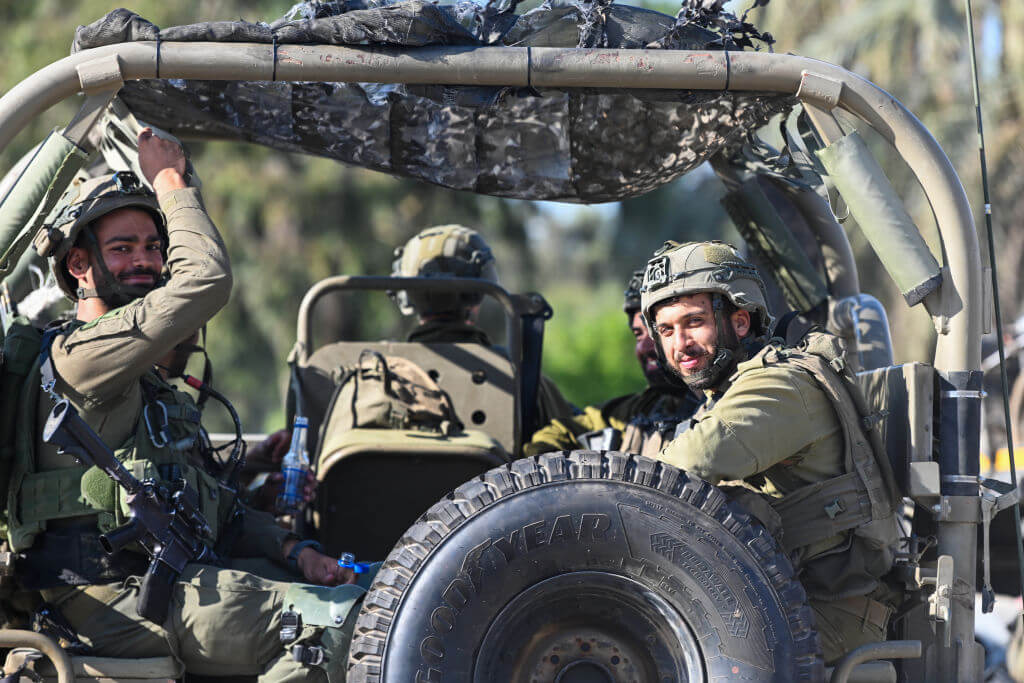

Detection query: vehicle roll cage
(0, 41), (992, 682)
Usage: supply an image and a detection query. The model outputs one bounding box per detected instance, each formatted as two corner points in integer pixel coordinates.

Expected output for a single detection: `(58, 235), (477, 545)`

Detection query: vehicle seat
(294, 340), (516, 559)
(3, 648), (183, 682)
(295, 341), (517, 455)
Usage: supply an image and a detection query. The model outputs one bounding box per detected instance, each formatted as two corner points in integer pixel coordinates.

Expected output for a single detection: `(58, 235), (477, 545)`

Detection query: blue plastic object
(337, 552), (372, 574)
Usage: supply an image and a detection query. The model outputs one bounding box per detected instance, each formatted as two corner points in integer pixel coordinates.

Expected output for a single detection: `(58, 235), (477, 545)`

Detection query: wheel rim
(473, 571), (705, 683)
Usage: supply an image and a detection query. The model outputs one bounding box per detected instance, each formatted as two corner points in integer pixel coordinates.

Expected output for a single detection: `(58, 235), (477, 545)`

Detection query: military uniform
(640, 241), (901, 665)
(10, 185), (365, 680)
(524, 387), (699, 457)
(659, 333), (900, 663)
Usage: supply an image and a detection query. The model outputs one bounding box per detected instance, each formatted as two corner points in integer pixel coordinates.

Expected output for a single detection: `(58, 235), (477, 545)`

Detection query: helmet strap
(76, 229), (155, 308)
(677, 294), (739, 391)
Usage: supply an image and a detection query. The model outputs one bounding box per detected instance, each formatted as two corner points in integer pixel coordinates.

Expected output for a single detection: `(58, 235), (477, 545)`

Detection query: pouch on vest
(319, 350), (463, 445)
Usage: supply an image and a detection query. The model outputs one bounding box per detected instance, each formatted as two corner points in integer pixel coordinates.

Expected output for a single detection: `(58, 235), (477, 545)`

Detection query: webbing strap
(779, 351), (894, 521)
(37, 327), (63, 400)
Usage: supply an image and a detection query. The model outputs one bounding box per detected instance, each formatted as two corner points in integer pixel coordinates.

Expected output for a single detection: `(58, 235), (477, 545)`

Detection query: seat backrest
(856, 362), (935, 496)
(315, 428), (507, 558)
(295, 341), (517, 456)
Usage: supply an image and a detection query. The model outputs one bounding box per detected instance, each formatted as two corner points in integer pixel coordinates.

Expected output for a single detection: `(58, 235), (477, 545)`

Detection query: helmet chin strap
(75, 230), (155, 308)
(678, 294), (738, 392)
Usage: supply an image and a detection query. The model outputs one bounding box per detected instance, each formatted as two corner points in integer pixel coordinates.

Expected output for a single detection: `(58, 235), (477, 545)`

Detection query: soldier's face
(654, 293), (750, 381)
(68, 208), (164, 292)
(630, 310), (663, 386)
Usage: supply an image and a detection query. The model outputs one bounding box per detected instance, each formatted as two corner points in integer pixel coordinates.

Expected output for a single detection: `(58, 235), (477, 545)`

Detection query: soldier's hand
(247, 429), (292, 470)
(297, 548), (356, 586)
(252, 470), (316, 512)
(138, 128), (187, 195)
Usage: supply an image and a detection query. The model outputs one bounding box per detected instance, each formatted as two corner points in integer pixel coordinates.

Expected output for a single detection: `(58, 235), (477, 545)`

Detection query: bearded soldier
(9, 130), (366, 680)
(525, 269), (700, 457)
(641, 240), (902, 664)
(392, 224), (576, 432)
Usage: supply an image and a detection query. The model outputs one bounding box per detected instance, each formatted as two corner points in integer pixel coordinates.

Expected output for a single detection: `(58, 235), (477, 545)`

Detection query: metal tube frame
(0, 42), (984, 681)
(0, 629), (75, 683)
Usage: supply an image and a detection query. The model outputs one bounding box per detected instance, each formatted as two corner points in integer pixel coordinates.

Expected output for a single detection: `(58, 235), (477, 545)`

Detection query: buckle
(824, 498), (846, 519)
(292, 644), (324, 666)
(280, 610), (301, 643)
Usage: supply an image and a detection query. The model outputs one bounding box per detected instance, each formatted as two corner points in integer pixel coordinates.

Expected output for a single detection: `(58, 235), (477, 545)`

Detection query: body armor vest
(717, 332), (901, 559)
(6, 330), (230, 559)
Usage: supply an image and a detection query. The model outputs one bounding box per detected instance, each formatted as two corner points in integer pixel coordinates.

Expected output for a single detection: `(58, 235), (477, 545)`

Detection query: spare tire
(348, 452), (823, 682)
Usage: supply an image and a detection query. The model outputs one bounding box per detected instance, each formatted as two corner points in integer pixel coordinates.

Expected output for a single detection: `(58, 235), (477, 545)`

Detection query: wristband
(286, 539), (322, 572)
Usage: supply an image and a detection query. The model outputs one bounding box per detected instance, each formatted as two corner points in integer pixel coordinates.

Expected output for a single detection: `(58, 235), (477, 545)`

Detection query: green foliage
(541, 283), (645, 408)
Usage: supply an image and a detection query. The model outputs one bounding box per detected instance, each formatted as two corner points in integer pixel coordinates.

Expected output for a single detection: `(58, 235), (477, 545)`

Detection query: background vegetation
(1, 0), (1019, 434)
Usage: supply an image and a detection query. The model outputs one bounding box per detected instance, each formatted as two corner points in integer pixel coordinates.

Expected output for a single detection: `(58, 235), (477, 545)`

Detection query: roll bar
(293, 275), (542, 365)
(0, 43), (980, 373)
(0, 629), (74, 683)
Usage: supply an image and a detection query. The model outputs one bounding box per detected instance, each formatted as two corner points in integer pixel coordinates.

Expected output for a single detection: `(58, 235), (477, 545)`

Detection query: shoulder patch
(78, 306), (128, 331)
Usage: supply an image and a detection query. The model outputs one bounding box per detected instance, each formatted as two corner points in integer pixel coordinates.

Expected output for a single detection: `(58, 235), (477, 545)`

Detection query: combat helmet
(33, 170), (165, 304)
(391, 225), (498, 317)
(623, 269), (644, 314)
(640, 240), (773, 387)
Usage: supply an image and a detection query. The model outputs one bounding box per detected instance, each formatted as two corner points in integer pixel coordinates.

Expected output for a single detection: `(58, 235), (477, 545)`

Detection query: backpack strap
(763, 333), (899, 552)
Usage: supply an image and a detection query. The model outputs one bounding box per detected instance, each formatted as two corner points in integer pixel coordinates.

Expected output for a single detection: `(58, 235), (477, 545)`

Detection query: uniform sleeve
(51, 188), (233, 405)
(658, 367), (839, 484)
(229, 504), (296, 562)
(524, 406), (610, 456)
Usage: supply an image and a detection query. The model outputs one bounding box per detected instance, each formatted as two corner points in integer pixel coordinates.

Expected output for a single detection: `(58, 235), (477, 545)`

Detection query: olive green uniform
(408, 320), (577, 428)
(659, 339), (899, 664)
(10, 188), (365, 680)
(524, 387), (699, 457)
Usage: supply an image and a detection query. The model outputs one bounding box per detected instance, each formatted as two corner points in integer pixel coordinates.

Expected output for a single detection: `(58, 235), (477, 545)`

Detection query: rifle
(43, 398), (220, 625)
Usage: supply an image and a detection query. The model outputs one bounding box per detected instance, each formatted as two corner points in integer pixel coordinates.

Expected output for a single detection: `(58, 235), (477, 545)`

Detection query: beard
(669, 324), (740, 391)
(98, 267), (161, 308)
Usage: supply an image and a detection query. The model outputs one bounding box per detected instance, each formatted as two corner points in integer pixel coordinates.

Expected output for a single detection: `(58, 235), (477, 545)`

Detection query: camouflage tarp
(73, 1), (791, 203)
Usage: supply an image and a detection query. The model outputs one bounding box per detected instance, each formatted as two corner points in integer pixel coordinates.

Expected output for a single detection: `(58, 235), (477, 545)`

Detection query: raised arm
(51, 132), (233, 405)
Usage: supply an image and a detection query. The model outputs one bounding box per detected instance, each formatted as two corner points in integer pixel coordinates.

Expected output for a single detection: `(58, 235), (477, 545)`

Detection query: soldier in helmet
(11, 130), (366, 680)
(525, 268), (701, 457)
(393, 225), (576, 430)
(641, 240), (902, 665)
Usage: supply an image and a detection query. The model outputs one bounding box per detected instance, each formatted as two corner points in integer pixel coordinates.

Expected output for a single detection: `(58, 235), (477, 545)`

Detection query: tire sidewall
(383, 478), (807, 682)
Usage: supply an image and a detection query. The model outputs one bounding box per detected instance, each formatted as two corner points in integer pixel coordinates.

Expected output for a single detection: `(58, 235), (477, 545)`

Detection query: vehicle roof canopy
(73, 2), (792, 202)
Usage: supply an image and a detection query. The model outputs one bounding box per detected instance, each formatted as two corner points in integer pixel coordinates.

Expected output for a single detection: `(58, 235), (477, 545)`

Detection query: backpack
(319, 350), (462, 447)
(0, 318), (44, 527)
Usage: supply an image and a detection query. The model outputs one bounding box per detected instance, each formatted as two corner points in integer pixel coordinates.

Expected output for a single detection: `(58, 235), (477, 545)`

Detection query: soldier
(641, 240), (901, 664)
(392, 224), (576, 430)
(525, 269), (700, 457)
(10, 130), (364, 680)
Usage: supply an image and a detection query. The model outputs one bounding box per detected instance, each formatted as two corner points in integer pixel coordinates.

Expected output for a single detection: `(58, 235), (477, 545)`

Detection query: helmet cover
(639, 240), (773, 337)
(391, 225), (498, 316)
(35, 171), (165, 301)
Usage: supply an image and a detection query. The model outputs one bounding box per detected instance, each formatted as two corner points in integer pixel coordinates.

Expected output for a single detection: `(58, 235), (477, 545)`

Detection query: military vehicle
(0, 2), (1017, 682)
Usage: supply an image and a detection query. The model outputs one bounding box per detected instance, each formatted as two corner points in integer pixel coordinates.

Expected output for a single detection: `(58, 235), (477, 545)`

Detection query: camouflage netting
(73, 1), (792, 203)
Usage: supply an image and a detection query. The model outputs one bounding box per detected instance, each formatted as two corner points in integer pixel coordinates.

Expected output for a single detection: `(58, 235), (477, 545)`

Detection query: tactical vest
(728, 332), (901, 558)
(5, 328), (230, 560)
